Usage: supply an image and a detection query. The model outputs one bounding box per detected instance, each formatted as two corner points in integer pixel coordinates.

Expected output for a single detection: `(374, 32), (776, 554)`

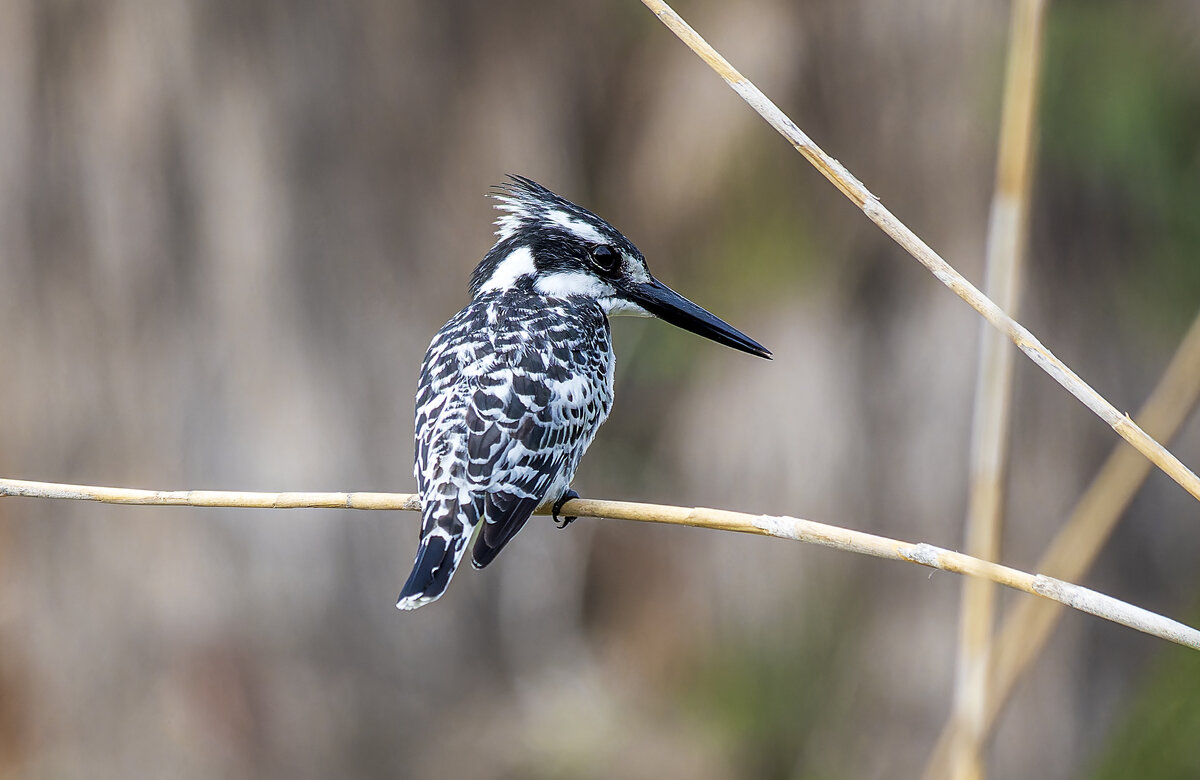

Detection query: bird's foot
(552, 490), (580, 529)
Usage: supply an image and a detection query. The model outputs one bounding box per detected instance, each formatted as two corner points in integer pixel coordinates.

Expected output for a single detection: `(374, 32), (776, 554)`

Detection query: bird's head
(470, 175), (770, 359)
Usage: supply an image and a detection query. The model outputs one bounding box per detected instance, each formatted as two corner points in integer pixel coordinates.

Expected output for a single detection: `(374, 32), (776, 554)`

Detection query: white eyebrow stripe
(478, 246), (537, 292)
(623, 256), (651, 283)
(548, 211), (606, 244)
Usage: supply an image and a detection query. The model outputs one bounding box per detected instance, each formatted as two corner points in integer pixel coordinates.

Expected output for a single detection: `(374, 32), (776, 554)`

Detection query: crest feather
(490, 175), (602, 240)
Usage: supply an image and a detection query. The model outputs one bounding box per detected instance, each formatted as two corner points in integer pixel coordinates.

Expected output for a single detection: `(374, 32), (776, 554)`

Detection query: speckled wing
(410, 293), (614, 591)
(399, 305), (486, 609)
(463, 297), (614, 568)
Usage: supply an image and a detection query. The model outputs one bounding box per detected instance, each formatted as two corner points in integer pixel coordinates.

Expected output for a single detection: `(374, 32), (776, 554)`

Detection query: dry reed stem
(638, 0), (1200, 505)
(1, 476), (1199, 651)
(924, 309), (1200, 778)
(950, 2), (1047, 777)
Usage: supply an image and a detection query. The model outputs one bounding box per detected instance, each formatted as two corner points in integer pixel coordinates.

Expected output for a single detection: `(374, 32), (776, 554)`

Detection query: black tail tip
(396, 536), (456, 611)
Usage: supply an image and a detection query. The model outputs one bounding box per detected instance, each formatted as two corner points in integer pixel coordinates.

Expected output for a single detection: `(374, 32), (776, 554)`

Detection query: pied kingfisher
(397, 176), (770, 610)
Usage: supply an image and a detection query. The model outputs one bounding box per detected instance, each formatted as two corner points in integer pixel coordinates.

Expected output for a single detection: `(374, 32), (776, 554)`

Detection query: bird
(396, 175), (770, 610)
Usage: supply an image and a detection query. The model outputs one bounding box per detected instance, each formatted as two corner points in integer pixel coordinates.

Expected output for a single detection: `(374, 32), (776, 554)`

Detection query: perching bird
(396, 176), (770, 610)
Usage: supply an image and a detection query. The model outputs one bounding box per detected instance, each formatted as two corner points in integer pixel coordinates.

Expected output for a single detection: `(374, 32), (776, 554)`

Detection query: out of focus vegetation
(0, 1), (1197, 779)
(1090, 605), (1200, 779)
(1040, 4), (1200, 337)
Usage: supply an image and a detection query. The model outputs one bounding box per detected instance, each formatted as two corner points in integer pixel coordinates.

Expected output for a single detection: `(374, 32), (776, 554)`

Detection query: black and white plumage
(397, 176), (770, 610)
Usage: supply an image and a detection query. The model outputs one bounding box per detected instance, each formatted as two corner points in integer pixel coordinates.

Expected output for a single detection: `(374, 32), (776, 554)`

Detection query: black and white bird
(397, 176), (770, 610)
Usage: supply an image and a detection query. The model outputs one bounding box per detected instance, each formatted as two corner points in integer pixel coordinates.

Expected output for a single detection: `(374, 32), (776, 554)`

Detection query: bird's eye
(589, 245), (620, 275)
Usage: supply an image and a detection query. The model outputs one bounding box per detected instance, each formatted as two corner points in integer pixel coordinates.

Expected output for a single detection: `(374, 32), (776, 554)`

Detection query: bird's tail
(396, 498), (477, 611)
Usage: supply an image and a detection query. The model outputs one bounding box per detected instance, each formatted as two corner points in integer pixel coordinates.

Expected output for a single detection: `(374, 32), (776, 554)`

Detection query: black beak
(624, 278), (771, 359)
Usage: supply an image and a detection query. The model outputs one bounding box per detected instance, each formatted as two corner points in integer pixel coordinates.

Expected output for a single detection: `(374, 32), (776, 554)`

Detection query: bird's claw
(552, 490), (580, 529)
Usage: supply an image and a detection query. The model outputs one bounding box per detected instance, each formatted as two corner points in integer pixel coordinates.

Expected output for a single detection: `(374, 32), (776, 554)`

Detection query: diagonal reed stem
(923, 308), (1200, 778)
(2, 475), (1199, 651)
(638, 0), (1200, 505)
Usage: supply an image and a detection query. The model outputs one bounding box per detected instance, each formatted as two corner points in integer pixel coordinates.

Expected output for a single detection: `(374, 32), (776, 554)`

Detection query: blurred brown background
(1, 1), (1199, 778)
